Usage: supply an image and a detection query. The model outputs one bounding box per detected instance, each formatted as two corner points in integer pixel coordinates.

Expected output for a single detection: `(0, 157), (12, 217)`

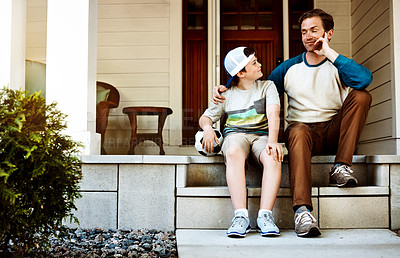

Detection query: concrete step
(176, 229), (400, 258)
(183, 155), (387, 187)
(176, 186), (389, 229)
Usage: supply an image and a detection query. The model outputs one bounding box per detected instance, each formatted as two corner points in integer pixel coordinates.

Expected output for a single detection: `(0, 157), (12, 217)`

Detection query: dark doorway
(182, 0), (208, 145)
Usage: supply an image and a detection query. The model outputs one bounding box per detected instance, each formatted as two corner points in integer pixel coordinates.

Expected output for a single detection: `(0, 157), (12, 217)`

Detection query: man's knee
(349, 89), (372, 108)
(285, 123), (312, 146)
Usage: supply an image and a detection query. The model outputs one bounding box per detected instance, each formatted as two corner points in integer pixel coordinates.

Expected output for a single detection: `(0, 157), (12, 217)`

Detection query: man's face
(301, 16), (327, 52)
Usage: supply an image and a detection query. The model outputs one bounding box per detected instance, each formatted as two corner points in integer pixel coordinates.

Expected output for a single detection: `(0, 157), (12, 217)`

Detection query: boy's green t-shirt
(204, 80), (280, 136)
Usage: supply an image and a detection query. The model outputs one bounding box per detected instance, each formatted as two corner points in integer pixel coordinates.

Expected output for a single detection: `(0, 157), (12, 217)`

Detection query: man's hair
(231, 47), (256, 86)
(298, 9), (334, 31)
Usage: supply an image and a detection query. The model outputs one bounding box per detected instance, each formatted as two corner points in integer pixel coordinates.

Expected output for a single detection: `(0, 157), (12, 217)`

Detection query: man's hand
(314, 32), (339, 62)
(202, 128), (219, 153)
(212, 85), (228, 104)
(266, 142), (284, 162)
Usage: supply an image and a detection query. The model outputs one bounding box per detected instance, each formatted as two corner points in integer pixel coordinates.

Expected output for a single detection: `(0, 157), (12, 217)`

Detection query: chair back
(97, 81), (120, 108)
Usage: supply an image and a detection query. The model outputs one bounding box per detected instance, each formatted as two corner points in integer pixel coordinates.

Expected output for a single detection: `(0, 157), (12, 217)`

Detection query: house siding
(26, 0), (47, 63)
(351, 0), (394, 154)
(97, 0), (172, 154)
(316, 0), (352, 57)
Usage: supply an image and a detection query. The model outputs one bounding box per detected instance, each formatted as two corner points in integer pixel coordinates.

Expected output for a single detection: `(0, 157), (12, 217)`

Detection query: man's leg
(285, 123), (313, 210)
(325, 90), (372, 187)
(285, 123), (322, 237)
(326, 90), (372, 165)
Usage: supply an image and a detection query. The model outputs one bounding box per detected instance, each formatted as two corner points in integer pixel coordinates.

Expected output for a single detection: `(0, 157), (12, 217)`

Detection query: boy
(199, 47), (283, 237)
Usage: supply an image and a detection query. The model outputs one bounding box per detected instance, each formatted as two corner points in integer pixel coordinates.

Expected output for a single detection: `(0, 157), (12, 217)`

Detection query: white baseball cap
(224, 46), (255, 87)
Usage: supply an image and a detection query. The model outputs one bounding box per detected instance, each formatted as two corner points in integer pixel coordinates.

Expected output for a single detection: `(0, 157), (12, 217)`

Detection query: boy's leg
(325, 90), (372, 165)
(252, 136), (281, 236)
(253, 137), (281, 210)
(222, 134), (252, 237)
(222, 134), (250, 210)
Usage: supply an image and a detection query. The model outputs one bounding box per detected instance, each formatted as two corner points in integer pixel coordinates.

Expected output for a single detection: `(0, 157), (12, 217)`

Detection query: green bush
(0, 87), (82, 255)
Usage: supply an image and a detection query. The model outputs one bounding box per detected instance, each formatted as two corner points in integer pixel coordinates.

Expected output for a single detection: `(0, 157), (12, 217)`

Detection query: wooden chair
(96, 81), (120, 154)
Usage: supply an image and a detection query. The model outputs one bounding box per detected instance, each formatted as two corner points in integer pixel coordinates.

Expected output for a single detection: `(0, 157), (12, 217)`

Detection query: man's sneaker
(329, 164), (358, 187)
(294, 207), (321, 237)
(226, 212), (251, 238)
(256, 211), (280, 236)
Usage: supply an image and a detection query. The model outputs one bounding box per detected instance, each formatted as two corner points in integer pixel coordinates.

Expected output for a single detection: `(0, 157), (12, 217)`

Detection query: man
(212, 9), (372, 237)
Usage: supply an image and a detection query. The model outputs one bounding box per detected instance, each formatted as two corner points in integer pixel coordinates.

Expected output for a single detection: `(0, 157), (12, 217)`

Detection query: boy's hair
(298, 9), (334, 32)
(231, 47), (256, 86)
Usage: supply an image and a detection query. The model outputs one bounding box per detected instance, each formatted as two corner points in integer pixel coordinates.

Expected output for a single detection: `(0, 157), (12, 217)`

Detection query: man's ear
(326, 29), (334, 41)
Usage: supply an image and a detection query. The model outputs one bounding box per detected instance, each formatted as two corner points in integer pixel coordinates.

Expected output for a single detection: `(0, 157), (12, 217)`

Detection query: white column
(0, 0), (26, 90)
(170, 0), (183, 145)
(391, 0), (400, 154)
(46, 0), (100, 155)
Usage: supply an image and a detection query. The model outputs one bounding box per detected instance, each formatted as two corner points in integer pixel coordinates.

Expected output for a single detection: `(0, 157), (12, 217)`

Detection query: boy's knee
(260, 151), (276, 165)
(225, 145), (246, 160)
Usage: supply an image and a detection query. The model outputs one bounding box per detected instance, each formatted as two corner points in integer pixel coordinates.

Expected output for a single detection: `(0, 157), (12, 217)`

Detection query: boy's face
(239, 56), (263, 80)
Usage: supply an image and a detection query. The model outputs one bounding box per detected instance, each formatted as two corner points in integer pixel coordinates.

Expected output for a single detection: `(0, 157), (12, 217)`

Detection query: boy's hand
(266, 142), (284, 162)
(202, 128), (219, 153)
(212, 85), (228, 104)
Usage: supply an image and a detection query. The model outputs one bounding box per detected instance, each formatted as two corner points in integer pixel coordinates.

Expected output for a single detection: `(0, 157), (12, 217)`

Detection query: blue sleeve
(333, 54), (373, 90)
(268, 53), (304, 96)
(268, 65), (285, 96)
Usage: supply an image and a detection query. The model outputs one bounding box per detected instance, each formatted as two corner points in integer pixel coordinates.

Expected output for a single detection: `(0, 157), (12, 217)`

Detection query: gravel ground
(30, 227), (177, 257)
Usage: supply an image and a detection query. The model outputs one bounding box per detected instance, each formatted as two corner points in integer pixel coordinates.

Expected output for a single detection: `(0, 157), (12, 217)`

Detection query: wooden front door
(220, 0), (283, 139)
(220, 0), (283, 85)
(182, 0), (208, 145)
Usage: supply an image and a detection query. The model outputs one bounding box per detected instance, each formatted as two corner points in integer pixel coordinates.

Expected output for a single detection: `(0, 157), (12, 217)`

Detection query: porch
(66, 152), (400, 232)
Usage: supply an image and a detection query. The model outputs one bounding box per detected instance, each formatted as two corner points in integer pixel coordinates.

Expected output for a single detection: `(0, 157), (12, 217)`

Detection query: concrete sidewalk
(177, 229), (400, 257)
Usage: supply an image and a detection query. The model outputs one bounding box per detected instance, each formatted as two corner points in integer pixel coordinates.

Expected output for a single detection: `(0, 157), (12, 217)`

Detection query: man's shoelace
(331, 165), (354, 177)
(295, 211), (317, 225)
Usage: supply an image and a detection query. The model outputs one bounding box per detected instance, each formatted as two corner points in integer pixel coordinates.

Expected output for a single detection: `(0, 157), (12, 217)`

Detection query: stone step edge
(176, 186), (389, 197)
(81, 154), (400, 164)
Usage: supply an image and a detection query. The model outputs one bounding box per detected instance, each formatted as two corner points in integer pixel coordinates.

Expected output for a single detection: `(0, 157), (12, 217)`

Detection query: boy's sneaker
(226, 212), (251, 238)
(294, 207), (321, 237)
(329, 164), (358, 187)
(256, 211), (280, 236)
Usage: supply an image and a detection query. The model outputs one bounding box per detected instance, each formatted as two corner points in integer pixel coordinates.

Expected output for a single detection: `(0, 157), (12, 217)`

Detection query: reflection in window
(222, 14), (238, 30)
(221, 0), (238, 12)
(257, 0), (273, 11)
(241, 15), (255, 30)
(187, 0), (204, 12)
(291, 12), (302, 29)
(187, 14), (204, 30)
(241, 0), (255, 12)
(291, 0), (310, 12)
(258, 14), (273, 30)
